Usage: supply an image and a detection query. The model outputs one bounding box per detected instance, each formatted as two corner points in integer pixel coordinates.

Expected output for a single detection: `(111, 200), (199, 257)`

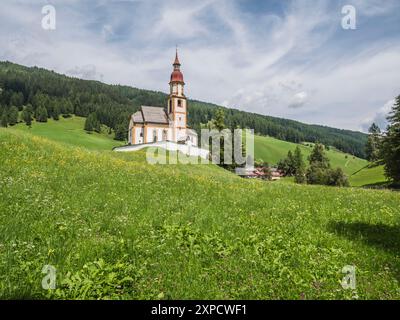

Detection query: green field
(11, 117), (388, 187)
(13, 116), (123, 151)
(349, 165), (388, 187)
(0, 128), (399, 299)
(254, 135), (368, 176)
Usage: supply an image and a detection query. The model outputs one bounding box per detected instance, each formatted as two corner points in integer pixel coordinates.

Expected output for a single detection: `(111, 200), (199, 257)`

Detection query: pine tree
(0, 111), (8, 128)
(365, 123), (382, 162)
(36, 106), (48, 122)
(306, 143), (331, 185)
(22, 105), (33, 126)
(53, 104), (61, 121)
(114, 124), (127, 141)
(214, 108), (225, 131)
(308, 143), (330, 169)
(8, 106), (19, 125)
(293, 146), (306, 183)
(382, 95), (400, 183)
(85, 113), (101, 133)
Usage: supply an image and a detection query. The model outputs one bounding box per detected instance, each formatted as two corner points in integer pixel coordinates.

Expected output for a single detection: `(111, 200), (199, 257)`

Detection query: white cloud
(0, 0), (399, 132)
(289, 91), (308, 109)
(361, 99), (395, 132)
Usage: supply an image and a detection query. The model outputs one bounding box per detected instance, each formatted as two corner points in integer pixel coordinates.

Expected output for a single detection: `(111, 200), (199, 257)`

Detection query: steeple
(173, 46), (181, 67)
(170, 47), (184, 84)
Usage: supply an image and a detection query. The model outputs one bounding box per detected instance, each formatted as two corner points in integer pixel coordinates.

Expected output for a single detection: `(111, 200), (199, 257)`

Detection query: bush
(327, 168), (349, 187)
(306, 165), (349, 187)
(306, 164), (329, 185)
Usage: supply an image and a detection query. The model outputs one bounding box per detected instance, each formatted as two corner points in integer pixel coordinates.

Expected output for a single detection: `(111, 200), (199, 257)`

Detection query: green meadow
(0, 127), (399, 299)
(13, 116), (123, 151)
(349, 164), (388, 188)
(254, 135), (368, 176)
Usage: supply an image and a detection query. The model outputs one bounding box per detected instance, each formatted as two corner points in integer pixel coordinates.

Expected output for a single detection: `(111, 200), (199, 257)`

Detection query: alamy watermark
(342, 5), (357, 30)
(41, 264), (56, 290)
(145, 128), (255, 175)
(41, 5), (56, 30)
(341, 265), (356, 290)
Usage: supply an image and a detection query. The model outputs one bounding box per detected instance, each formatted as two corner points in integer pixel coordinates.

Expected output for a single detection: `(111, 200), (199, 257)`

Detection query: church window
(178, 99), (182, 107)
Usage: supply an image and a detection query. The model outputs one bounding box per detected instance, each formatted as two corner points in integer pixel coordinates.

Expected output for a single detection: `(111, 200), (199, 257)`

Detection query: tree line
(364, 95), (400, 186)
(277, 144), (349, 187)
(0, 61), (367, 157)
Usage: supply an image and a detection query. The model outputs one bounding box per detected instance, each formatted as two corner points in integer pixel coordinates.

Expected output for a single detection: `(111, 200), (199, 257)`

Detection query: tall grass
(0, 129), (399, 299)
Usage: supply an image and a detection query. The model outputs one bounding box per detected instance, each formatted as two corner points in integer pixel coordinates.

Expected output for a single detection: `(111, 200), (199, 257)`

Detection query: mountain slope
(0, 60), (367, 157)
(13, 116), (122, 151)
(349, 164), (388, 187)
(253, 135), (368, 176)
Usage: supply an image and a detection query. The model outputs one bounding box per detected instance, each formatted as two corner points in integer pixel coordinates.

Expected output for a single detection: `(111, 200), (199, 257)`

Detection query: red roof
(170, 70), (184, 83)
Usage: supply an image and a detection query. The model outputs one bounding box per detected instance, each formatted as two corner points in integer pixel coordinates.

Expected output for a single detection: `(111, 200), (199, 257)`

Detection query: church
(128, 50), (198, 146)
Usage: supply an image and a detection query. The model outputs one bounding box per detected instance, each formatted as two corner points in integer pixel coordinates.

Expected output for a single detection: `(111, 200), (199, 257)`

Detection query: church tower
(167, 48), (187, 142)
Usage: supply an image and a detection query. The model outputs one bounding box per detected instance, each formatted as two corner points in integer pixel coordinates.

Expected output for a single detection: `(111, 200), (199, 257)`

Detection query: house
(241, 166), (284, 180)
(128, 49), (198, 146)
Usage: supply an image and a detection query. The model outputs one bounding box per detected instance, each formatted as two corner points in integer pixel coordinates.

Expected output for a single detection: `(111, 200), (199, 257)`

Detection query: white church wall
(135, 127), (143, 144)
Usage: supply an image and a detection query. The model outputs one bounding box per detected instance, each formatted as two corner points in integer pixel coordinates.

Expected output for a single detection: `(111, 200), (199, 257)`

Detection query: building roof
(132, 106), (169, 124)
(170, 70), (184, 83)
(170, 48), (184, 84)
(132, 110), (144, 123)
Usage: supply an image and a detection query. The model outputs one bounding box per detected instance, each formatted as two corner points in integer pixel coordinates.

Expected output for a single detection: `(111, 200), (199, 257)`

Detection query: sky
(1, 0), (399, 132)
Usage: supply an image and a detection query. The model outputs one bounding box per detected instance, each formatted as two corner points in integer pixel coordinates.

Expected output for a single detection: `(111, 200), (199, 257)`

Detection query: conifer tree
(22, 106), (33, 126)
(8, 106), (19, 125)
(365, 123), (382, 162)
(382, 95), (400, 183)
(0, 111), (8, 128)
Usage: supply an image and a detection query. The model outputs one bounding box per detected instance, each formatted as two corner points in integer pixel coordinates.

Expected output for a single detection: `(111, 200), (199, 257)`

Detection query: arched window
(178, 99), (182, 107)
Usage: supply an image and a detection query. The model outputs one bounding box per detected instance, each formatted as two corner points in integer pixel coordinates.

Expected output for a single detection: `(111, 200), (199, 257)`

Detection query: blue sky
(1, 0), (399, 131)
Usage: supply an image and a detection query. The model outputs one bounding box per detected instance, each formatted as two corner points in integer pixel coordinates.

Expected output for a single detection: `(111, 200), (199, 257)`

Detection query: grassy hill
(253, 135), (369, 177)
(349, 164), (388, 188)
(13, 116), (123, 151)
(1, 128), (399, 299)
(10, 117), (387, 187)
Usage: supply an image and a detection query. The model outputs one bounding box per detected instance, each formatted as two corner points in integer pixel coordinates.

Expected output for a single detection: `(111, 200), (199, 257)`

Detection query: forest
(0, 61), (367, 158)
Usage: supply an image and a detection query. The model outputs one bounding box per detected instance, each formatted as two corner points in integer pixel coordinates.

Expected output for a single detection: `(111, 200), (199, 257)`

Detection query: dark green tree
(53, 104), (61, 121)
(293, 146), (306, 183)
(10, 92), (24, 109)
(84, 112), (101, 133)
(308, 143), (330, 169)
(114, 124), (127, 141)
(214, 108), (225, 131)
(365, 123), (382, 162)
(36, 106), (48, 122)
(0, 111), (8, 127)
(22, 105), (33, 126)
(327, 168), (349, 187)
(382, 95), (400, 183)
(8, 106), (19, 125)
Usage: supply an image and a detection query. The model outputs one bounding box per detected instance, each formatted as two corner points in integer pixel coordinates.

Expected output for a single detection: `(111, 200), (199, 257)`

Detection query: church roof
(132, 106), (169, 124)
(132, 110), (144, 123)
(173, 48), (181, 66)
